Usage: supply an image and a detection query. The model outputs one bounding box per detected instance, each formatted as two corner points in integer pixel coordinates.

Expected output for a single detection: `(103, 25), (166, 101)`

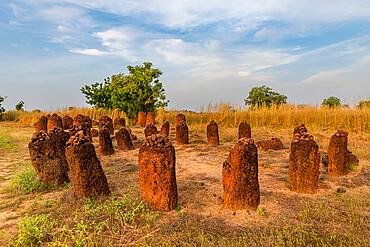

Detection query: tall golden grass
(2, 102), (369, 132)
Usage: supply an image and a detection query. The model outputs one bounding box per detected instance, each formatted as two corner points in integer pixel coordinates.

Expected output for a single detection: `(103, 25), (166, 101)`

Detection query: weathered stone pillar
(160, 121), (170, 136)
(98, 126), (114, 155)
(65, 133), (110, 199)
(175, 113), (186, 127)
(176, 120), (189, 145)
(115, 127), (134, 151)
(144, 123), (158, 138)
(256, 138), (283, 151)
(222, 138), (259, 210)
(34, 115), (48, 131)
(48, 126), (70, 171)
(138, 111), (147, 127)
(289, 132), (320, 193)
(73, 114), (92, 129)
(328, 130), (349, 176)
(62, 115), (73, 130)
(69, 123), (92, 142)
(207, 120), (219, 145)
(127, 127), (137, 140)
(98, 115), (114, 135)
(29, 131), (69, 185)
(113, 116), (126, 129)
(47, 113), (63, 131)
(293, 124), (308, 137)
(139, 134), (177, 211)
(238, 121), (251, 139)
(146, 112), (155, 126)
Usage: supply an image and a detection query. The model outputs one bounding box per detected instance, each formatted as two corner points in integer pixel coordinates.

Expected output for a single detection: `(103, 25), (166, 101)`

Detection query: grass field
(0, 106), (369, 246)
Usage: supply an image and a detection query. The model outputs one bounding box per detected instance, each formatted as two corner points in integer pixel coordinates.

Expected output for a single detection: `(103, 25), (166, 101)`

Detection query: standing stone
(127, 127), (137, 140)
(176, 120), (189, 145)
(29, 131), (69, 185)
(47, 113), (63, 131)
(289, 132), (320, 194)
(207, 120), (219, 145)
(175, 113), (186, 127)
(65, 133), (110, 199)
(160, 121), (170, 136)
(48, 126), (70, 171)
(69, 123), (92, 142)
(138, 111), (147, 127)
(132, 118), (138, 125)
(222, 138), (259, 210)
(238, 121), (251, 139)
(98, 126), (114, 155)
(115, 127), (134, 151)
(139, 134), (177, 211)
(98, 115), (114, 135)
(328, 130), (349, 176)
(91, 128), (98, 137)
(34, 115), (48, 131)
(113, 116), (126, 129)
(256, 138), (283, 151)
(144, 123), (158, 138)
(146, 112), (156, 126)
(62, 115), (73, 130)
(293, 124), (308, 137)
(73, 114), (92, 129)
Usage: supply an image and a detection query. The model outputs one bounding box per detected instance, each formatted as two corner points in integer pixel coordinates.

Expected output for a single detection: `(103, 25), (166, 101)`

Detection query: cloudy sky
(0, 0), (369, 111)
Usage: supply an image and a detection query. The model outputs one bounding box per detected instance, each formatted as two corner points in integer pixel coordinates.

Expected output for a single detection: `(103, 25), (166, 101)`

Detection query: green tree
(244, 85), (287, 108)
(0, 96), (6, 120)
(81, 62), (168, 119)
(358, 100), (370, 109)
(321, 96), (341, 108)
(15, 101), (24, 111)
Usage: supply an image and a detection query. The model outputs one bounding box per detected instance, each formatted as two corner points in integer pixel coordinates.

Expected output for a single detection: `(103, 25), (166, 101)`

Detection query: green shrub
(8, 165), (46, 194)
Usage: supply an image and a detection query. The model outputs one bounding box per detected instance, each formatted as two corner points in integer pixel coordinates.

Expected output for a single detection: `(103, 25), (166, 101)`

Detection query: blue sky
(0, 0), (369, 111)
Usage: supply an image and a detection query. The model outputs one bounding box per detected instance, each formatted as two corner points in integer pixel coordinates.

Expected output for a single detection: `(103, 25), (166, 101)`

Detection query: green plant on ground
(7, 164), (47, 194)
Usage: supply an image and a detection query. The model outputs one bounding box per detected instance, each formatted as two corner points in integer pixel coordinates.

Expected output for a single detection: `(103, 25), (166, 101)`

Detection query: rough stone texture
(222, 138), (260, 211)
(238, 121), (251, 139)
(207, 120), (219, 145)
(48, 126), (70, 171)
(139, 134), (177, 211)
(175, 113), (186, 127)
(98, 115), (114, 135)
(65, 132), (110, 199)
(347, 151), (359, 166)
(29, 131), (69, 185)
(132, 118), (138, 125)
(144, 123), (158, 138)
(62, 115), (73, 130)
(293, 124), (308, 137)
(115, 127), (134, 151)
(176, 120), (189, 145)
(34, 115), (48, 131)
(92, 120), (98, 126)
(256, 138), (284, 151)
(113, 116), (126, 129)
(322, 154), (329, 166)
(289, 132), (320, 194)
(91, 128), (98, 137)
(138, 111), (147, 127)
(73, 114), (92, 129)
(328, 130), (349, 176)
(127, 128), (137, 140)
(69, 123), (92, 142)
(98, 126), (114, 155)
(145, 112), (156, 126)
(47, 113), (63, 131)
(160, 121), (170, 136)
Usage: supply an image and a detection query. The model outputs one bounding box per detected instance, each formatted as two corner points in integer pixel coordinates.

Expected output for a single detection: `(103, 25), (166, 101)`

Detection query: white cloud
(69, 48), (108, 56)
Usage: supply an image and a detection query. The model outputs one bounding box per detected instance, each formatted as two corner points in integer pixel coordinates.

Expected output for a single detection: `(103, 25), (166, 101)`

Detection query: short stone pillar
(48, 126), (70, 171)
(127, 127), (137, 140)
(113, 116), (126, 129)
(146, 112), (155, 126)
(98, 115), (114, 135)
(256, 138), (283, 151)
(73, 114), (92, 129)
(98, 126), (114, 155)
(62, 115), (73, 130)
(69, 123), (92, 142)
(222, 138), (259, 210)
(238, 121), (251, 139)
(34, 115), (48, 131)
(207, 120), (219, 145)
(138, 111), (147, 127)
(144, 123), (158, 138)
(29, 131), (69, 185)
(175, 113), (186, 127)
(91, 128), (98, 137)
(289, 132), (320, 194)
(160, 121), (170, 136)
(176, 120), (189, 145)
(115, 127), (134, 151)
(293, 124), (308, 137)
(47, 113), (63, 131)
(139, 134), (177, 211)
(328, 130), (349, 176)
(65, 133), (110, 199)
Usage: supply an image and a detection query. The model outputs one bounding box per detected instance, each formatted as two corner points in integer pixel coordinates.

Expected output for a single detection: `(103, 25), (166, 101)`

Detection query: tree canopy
(0, 96), (6, 120)
(81, 62), (168, 119)
(244, 85), (287, 108)
(321, 96), (341, 108)
(15, 101), (24, 111)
